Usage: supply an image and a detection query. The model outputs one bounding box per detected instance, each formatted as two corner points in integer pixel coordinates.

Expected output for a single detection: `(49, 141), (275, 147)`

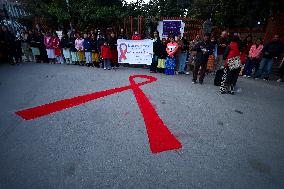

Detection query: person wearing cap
(192, 33), (214, 84)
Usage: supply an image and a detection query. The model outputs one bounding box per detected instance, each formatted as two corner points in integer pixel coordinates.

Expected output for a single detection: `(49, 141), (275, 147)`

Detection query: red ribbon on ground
(16, 75), (182, 153)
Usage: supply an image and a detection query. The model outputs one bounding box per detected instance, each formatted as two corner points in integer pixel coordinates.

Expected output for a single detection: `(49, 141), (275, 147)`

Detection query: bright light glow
(125, 0), (150, 3)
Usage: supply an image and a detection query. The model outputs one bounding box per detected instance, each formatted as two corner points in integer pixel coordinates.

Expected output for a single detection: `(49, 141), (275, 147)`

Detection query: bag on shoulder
(228, 56), (241, 70)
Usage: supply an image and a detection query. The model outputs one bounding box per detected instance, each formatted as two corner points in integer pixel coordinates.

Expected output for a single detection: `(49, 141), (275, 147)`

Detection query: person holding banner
(165, 35), (178, 75)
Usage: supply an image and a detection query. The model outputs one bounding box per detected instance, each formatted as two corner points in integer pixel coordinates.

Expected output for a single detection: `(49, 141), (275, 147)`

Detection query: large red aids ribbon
(16, 75), (182, 153)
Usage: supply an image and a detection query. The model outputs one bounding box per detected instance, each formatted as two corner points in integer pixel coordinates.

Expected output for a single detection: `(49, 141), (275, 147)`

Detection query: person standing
(60, 33), (71, 64)
(118, 28), (128, 39)
(165, 35), (178, 75)
(216, 31), (229, 71)
(101, 41), (112, 70)
(254, 34), (284, 81)
(132, 31), (141, 40)
(75, 33), (85, 65)
(108, 32), (118, 68)
(192, 33), (214, 84)
(185, 34), (201, 75)
(177, 35), (189, 74)
(277, 57), (284, 82)
(220, 35), (243, 94)
(21, 30), (33, 62)
(150, 31), (162, 73)
(83, 33), (93, 67)
(243, 38), (263, 77)
(44, 31), (55, 64)
(52, 33), (63, 64)
(157, 38), (168, 73)
(69, 32), (78, 65)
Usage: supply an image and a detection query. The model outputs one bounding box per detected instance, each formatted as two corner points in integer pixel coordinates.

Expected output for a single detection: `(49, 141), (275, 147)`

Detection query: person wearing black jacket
(254, 34), (284, 80)
(157, 38), (168, 73)
(30, 31), (42, 63)
(1, 26), (15, 63)
(60, 33), (71, 64)
(108, 32), (118, 67)
(69, 33), (78, 64)
(192, 33), (214, 84)
(150, 31), (162, 73)
(83, 33), (93, 67)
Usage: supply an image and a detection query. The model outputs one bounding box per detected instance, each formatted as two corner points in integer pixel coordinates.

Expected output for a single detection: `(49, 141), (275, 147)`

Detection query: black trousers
(193, 61), (207, 82)
(279, 63), (284, 79)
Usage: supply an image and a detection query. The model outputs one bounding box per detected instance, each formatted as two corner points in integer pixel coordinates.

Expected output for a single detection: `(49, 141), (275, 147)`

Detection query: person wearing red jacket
(131, 31), (141, 40)
(220, 35), (244, 94)
(52, 33), (64, 64)
(101, 41), (112, 70)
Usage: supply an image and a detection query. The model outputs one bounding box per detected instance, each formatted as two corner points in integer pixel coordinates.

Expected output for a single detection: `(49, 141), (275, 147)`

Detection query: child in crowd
(44, 32), (55, 64)
(75, 33), (85, 65)
(165, 36), (178, 75)
(157, 38), (168, 73)
(83, 33), (93, 67)
(101, 41), (112, 70)
(60, 33), (71, 64)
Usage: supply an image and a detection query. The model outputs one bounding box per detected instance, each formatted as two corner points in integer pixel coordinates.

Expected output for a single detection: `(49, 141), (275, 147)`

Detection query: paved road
(0, 63), (284, 189)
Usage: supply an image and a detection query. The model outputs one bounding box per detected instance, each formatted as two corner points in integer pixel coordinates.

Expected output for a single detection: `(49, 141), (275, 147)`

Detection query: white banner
(117, 39), (153, 65)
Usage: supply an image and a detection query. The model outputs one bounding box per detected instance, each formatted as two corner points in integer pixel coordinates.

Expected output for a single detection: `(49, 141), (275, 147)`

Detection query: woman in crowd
(243, 38), (263, 77)
(156, 38), (168, 73)
(165, 35), (178, 75)
(75, 33), (85, 65)
(69, 32), (78, 64)
(52, 33), (63, 64)
(150, 31), (162, 73)
(220, 35), (243, 94)
(30, 31), (41, 63)
(108, 32), (118, 68)
(44, 31), (55, 64)
(21, 30), (33, 62)
(60, 32), (71, 64)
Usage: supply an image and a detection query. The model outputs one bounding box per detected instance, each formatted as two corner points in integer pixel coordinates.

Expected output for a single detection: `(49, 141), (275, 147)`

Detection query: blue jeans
(104, 58), (111, 69)
(255, 58), (273, 79)
(243, 58), (256, 76)
(178, 52), (188, 73)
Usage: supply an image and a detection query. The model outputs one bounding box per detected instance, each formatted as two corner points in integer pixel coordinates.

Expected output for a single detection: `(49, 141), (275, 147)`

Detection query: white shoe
(243, 75), (247, 78)
(277, 79), (283, 82)
(185, 72), (190, 75)
(104, 68), (106, 70)
(263, 78), (268, 81)
(247, 75), (251, 78)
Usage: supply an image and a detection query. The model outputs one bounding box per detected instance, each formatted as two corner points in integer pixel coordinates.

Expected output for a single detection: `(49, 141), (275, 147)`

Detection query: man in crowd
(254, 34), (284, 80)
(216, 31), (229, 71)
(192, 33), (214, 84)
(185, 34), (201, 75)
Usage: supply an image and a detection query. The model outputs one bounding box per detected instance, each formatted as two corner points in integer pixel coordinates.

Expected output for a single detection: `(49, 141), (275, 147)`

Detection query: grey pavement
(0, 63), (284, 189)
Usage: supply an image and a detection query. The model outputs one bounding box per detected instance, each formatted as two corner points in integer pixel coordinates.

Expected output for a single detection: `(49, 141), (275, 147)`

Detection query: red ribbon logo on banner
(16, 75), (182, 153)
(119, 43), (127, 62)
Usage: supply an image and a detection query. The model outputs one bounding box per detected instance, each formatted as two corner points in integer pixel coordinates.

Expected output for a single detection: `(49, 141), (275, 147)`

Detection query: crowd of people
(0, 24), (283, 95)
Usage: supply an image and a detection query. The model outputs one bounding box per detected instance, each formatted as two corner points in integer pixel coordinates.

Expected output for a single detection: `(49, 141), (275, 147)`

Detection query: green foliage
(19, 0), (283, 28)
